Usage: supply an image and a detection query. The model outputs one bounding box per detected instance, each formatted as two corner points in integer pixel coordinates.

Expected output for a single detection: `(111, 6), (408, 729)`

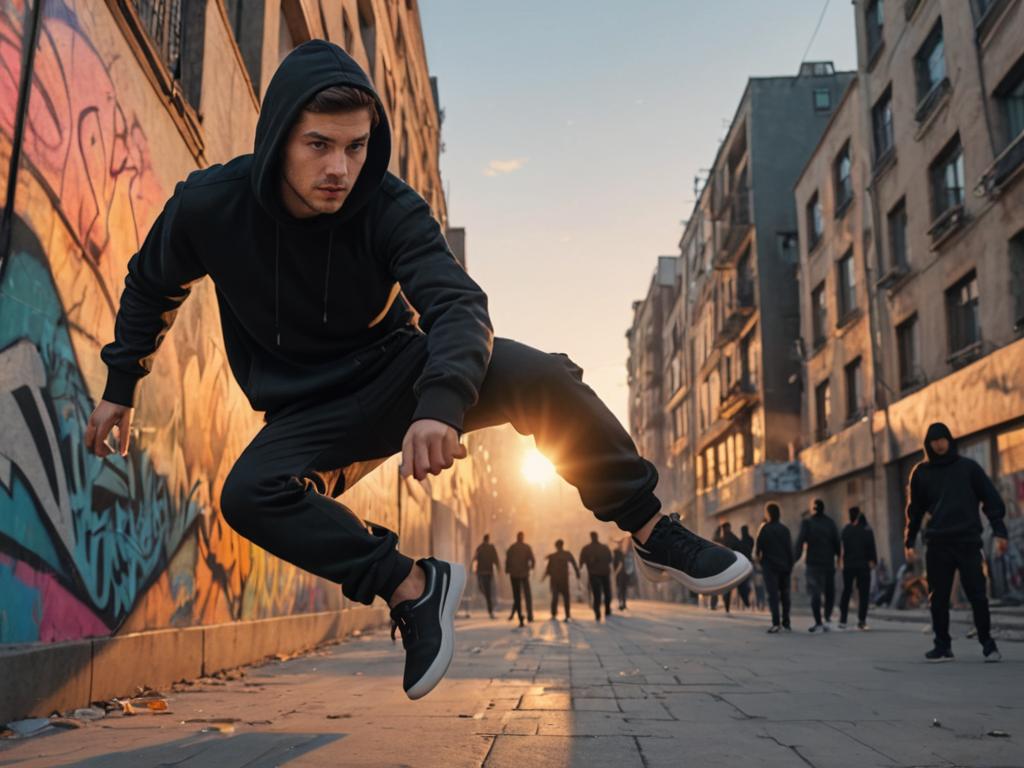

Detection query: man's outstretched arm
(88, 183), (204, 456)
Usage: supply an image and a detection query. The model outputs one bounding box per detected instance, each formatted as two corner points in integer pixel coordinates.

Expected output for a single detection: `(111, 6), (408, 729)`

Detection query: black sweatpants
(839, 567), (871, 625)
(551, 579), (571, 618)
(616, 571), (629, 609)
(220, 331), (660, 605)
(590, 574), (612, 618)
(926, 539), (992, 649)
(477, 573), (495, 615)
(806, 566), (835, 625)
(763, 566), (791, 627)
(510, 576), (533, 622)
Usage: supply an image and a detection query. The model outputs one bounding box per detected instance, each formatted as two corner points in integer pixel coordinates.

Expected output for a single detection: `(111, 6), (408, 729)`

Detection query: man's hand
(904, 546), (916, 564)
(994, 537), (1009, 557)
(400, 418), (467, 481)
(85, 400), (134, 457)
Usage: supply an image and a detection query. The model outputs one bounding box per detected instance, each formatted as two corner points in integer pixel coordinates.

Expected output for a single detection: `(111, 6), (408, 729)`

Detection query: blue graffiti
(0, 221), (201, 636)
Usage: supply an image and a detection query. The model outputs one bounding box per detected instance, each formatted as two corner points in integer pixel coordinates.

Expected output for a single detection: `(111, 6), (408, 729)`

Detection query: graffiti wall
(0, 0), (346, 644)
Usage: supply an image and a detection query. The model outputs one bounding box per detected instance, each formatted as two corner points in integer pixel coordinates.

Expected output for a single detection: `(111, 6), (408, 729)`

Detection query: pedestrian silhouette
(580, 532), (614, 621)
(756, 502), (794, 633)
(795, 498), (840, 632)
(838, 507), (877, 630)
(472, 533), (500, 618)
(506, 532), (535, 627)
(543, 539), (580, 621)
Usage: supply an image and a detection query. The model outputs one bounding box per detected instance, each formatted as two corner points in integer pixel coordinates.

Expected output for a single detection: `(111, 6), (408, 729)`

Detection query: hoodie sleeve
(904, 466), (927, 548)
(794, 520), (807, 562)
(866, 528), (878, 564)
(970, 462), (1009, 539)
(379, 188), (494, 433)
(100, 182), (205, 406)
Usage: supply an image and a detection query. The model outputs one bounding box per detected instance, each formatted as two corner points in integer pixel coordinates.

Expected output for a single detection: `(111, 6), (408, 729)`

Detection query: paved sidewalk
(1, 601), (1020, 767)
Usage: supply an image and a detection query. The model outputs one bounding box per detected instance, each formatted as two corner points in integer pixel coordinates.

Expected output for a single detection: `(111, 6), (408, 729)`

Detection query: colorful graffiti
(0, 0), (340, 644)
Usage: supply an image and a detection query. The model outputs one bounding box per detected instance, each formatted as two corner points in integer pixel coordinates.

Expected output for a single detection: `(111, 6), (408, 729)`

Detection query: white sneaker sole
(633, 542), (753, 596)
(406, 563), (466, 700)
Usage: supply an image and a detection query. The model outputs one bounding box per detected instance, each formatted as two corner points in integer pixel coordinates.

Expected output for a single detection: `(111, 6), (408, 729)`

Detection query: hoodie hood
(923, 422), (958, 464)
(251, 40), (392, 231)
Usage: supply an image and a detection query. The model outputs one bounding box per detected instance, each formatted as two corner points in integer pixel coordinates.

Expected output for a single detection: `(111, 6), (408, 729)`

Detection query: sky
(419, 1), (857, 428)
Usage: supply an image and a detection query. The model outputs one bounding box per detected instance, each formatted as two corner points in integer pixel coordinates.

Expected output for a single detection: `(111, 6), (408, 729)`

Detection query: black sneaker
(925, 646), (954, 663)
(808, 623), (824, 633)
(631, 514), (752, 594)
(766, 624), (781, 634)
(389, 558), (465, 700)
(982, 638), (1002, 663)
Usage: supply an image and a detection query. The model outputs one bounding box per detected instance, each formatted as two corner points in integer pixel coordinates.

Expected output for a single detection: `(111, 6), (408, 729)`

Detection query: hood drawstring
(273, 224), (334, 348)
(274, 224), (281, 346)
(324, 229), (333, 324)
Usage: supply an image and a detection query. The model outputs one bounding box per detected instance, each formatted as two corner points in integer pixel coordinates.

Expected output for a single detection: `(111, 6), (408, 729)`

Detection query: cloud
(483, 158), (528, 177)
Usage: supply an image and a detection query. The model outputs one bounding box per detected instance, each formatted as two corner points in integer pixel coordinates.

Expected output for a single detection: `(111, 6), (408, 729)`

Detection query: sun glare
(522, 448), (556, 485)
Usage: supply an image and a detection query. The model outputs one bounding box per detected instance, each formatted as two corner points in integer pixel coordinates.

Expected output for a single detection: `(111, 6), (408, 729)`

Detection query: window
(811, 281), (827, 347)
(837, 250), (857, 321)
(930, 135), (965, 220)
(887, 198), (909, 271)
(129, 0), (205, 109)
(897, 315), (920, 391)
(845, 357), (863, 420)
(813, 88), (831, 111)
(815, 379), (832, 441)
(865, 0), (884, 59)
(806, 191), (823, 249)
(342, 9), (354, 52)
(872, 86), (894, 162)
(224, 0), (263, 91)
(995, 56), (1024, 148)
(1012, 231), (1024, 329)
(915, 20), (946, 102)
(358, 0), (377, 66)
(945, 270), (980, 355)
(834, 142), (853, 211)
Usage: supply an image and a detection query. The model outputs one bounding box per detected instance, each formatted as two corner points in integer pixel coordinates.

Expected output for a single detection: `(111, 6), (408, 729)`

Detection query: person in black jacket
(736, 525), (755, 609)
(580, 532), (614, 621)
(756, 503), (794, 632)
(472, 534), (501, 618)
(83, 40), (749, 700)
(795, 498), (840, 632)
(506, 532), (535, 626)
(710, 523), (742, 613)
(543, 540), (580, 621)
(905, 422), (1008, 663)
(838, 507), (876, 630)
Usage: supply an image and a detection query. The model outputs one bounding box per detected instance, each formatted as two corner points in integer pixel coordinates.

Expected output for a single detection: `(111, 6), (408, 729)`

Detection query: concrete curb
(0, 605), (388, 724)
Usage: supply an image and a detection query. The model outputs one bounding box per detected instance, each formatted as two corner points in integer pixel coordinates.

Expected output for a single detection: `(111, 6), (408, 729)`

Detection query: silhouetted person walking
(795, 499), (839, 632)
(543, 540), (580, 621)
(506, 532), (535, 626)
(756, 503), (794, 633)
(838, 507), (876, 630)
(613, 538), (636, 610)
(580, 532), (613, 621)
(737, 525), (755, 609)
(905, 422), (1008, 663)
(712, 523), (742, 613)
(472, 533), (500, 618)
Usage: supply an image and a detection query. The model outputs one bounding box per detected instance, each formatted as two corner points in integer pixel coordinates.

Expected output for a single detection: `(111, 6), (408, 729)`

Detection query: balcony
(927, 203), (967, 249)
(713, 190), (752, 269)
(714, 287), (756, 348)
(978, 130), (1024, 198)
(719, 379), (758, 420)
(914, 77), (951, 126)
(947, 339), (984, 371)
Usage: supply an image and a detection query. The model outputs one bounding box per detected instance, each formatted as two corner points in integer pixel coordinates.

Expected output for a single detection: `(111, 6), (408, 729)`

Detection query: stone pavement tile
(572, 698), (620, 712)
(758, 722), (899, 767)
(519, 692), (571, 710)
(617, 698), (674, 720)
(533, 711), (684, 738)
(660, 692), (751, 722)
(569, 685), (615, 698)
(720, 691), (898, 722)
(610, 683), (648, 698)
(828, 719), (1020, 767)
(638, 727), (798, 768)
(484, 735), (644, 767)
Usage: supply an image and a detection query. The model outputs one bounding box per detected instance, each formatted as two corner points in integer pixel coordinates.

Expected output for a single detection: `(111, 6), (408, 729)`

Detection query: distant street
(1, 601), (1020, 767)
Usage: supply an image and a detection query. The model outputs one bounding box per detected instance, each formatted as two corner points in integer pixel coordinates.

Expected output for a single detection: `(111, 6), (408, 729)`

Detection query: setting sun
(522, 448), (557, 485)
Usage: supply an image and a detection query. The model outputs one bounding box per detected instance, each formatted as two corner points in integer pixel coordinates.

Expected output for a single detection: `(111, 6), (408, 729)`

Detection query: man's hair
(483, 533), (490, 542)
(848, 506), (861, 523)
(517, 531), (524, 540)
(555, 539), (564, 549)
(765, 503), (781, 521)
(813, 498), (825, 514)
(590, 531), (598, 542)
(304, 85), (380, 127)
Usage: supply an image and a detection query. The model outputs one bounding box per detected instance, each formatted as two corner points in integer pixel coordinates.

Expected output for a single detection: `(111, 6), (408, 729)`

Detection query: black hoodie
(101, 41), (493, 432)
(904, 422), (1007, 548)
(794, 511), (840, 569)
(840, 517), (877, 570)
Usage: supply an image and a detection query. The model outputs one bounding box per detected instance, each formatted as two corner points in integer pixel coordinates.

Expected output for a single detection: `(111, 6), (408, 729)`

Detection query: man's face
(930, 437), (950, 455)
(279, 108), (372, 218)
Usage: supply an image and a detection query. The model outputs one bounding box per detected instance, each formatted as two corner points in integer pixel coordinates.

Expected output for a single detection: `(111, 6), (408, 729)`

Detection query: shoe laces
(390, 606), (418, 650)
(659, 513), (716, 571)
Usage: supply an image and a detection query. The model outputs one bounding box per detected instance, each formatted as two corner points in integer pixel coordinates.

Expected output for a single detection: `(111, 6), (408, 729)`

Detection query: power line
(800, 0), (832, 66)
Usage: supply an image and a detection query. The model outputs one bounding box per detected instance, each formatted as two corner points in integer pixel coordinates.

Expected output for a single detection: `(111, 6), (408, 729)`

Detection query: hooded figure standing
(905, 423), (1008, 663)
(86, 41), (749, 702)
(795, 499), (840, 632)
(838, 507), (876, 630)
